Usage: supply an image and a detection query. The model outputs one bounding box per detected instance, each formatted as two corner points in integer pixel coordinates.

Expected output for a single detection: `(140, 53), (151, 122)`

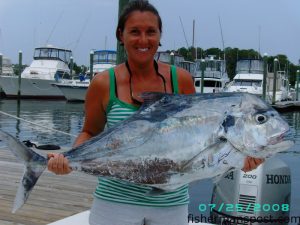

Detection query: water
(0, 99), (300, 223)
(0, 99), (85, 146)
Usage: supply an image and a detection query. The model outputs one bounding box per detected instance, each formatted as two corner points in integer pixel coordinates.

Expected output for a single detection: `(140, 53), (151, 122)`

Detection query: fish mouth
(268, 130), (293, 146)
(265, 130), (294, 153)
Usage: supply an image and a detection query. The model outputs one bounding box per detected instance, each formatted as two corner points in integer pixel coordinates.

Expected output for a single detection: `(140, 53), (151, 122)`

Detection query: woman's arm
(48, 72), (110, 174)
(176, 67), (196, 94)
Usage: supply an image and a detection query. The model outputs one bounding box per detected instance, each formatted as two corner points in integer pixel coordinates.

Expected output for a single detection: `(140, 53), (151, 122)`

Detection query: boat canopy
(93, 50), (117, 64)
(34, 47), (72, 64)
(236, 59), (263, 74)
(232, 79), (262, 87)
(154, 51), (184, 65)
(195, 56), (227, 79)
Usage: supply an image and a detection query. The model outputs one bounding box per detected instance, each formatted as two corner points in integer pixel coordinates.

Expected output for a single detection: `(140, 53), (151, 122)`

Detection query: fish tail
(0, 130), (47, 213)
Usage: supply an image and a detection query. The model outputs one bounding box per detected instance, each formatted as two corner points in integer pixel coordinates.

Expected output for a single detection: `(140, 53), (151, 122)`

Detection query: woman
(48, 1), (263, 224)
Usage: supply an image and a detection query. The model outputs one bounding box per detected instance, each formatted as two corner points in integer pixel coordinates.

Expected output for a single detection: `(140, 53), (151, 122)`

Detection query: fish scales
(0, 92), (294, 212)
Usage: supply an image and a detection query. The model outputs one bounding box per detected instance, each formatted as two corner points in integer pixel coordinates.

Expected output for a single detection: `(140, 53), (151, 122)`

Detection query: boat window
(204, 80), (222, 87)
(236, 60), (263, 74)
(93, 51), (117, 64)
(54, 71), (71, 81)
(50, 49), (59, 58)
(195, 80), (201, 87)
(34, 48), (71, 63)
(233, 79), (262, 87)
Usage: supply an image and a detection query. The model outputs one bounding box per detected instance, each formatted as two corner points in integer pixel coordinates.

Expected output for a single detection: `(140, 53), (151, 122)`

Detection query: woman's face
(120, 11), (161, 65)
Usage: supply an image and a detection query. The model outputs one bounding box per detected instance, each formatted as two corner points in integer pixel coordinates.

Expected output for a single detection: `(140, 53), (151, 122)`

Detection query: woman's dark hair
(116, 0), (162, 44)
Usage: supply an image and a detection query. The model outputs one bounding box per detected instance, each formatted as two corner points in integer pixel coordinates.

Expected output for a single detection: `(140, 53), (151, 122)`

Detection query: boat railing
(195, 71), (224, 79)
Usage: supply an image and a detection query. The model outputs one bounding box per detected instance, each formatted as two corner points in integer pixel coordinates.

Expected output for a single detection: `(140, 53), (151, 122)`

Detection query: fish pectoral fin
(179, 139), (225, 172)
(145, 187), (166, 196)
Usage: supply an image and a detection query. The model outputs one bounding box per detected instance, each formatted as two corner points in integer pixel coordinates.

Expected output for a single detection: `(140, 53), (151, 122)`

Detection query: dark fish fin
(140, 92), (171, 107)
(145, 187), (166, 196)
(0, 130), (47, 213)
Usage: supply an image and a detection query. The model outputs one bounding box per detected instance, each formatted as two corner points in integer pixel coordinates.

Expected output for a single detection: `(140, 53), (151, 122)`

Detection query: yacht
(267, 70), (290, 102)
(154, 51), (185, 66)
(0, 56), (14, 75)
(194, 55), (229, 93)
(0, 45), (72, 99)
(225, 59), (264, 96)
(225, 59), (290, 102)
(55, 50), (117, 101)
(0, 56), (14, 96)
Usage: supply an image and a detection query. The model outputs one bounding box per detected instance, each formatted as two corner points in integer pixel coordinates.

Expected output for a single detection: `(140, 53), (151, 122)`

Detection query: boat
(178, 60), (197, 77)
(47, 210), (214, 225)
(224, 59), (263, 96)
(0, 45), (72, 99)
(154, 51), (185, 66)
(0, 56), (14, 76)
(267, 70), (290, 102)
(193, 55), (229, 93)
(225, 59), (290, 103)
(55, 50), (117, 102)
(0, 55), (14, 96)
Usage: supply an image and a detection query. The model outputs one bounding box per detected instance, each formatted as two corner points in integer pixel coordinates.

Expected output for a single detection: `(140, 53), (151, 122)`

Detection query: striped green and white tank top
(94, 66), (189, 207)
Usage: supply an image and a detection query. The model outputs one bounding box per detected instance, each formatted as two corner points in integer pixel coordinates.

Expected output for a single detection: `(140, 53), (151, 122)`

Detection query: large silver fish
(0, 92), (293, 212)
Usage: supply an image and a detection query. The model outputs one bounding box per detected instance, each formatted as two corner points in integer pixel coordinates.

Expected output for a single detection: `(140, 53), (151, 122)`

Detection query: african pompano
(0, 92), (293, 212)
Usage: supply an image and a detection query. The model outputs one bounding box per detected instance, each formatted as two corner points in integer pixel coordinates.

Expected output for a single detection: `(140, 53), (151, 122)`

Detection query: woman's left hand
(242, 156), (265, 172)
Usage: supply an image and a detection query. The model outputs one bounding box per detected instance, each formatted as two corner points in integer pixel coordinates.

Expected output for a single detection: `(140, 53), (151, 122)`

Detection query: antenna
(45, 10), (64, 45)
(73, 13), (91, 51)
(218, 15), (225, 61)
(179, 16), (189, 48)
(258, 25), (261, 58)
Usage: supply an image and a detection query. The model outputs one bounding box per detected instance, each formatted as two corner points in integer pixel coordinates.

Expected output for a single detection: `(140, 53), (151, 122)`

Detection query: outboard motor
(210, 157), (291, 225)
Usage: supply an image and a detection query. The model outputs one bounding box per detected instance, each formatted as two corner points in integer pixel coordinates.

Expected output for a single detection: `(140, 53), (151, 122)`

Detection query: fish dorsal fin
(140, 92), (171, 108)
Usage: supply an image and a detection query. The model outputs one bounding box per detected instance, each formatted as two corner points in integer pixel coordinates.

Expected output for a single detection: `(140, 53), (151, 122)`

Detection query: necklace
(125, 60), (167, 105)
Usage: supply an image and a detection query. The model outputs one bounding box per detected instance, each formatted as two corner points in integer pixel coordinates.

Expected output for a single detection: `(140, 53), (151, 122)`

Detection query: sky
(0, 0), (299, 66)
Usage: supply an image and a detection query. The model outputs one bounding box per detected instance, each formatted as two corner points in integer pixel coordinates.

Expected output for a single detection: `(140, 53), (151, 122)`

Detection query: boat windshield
(154, 51), (184, 65)
(236, 60), (263, 74)
(93, 50), (117, 64)
(194, 80), (222, 88)
(34, 47), (72, 63)
(233, 79), (262, 87)
(179, 61), (196, 75)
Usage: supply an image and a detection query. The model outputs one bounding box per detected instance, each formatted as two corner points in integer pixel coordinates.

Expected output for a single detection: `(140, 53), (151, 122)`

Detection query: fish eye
(255, 114), (268, 124)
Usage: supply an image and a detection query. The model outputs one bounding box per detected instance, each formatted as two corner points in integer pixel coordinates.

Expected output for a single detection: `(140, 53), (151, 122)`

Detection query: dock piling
(200, 59), (205, 93)
(262, 53), (268, 101)
(296, 70), (299, 101)
(70, 56), (74, 77)
(0, 53), (2, 74)
(17, 51), (22, 100)
(272, 58), (278, 105)
(89, 51), (94, 80)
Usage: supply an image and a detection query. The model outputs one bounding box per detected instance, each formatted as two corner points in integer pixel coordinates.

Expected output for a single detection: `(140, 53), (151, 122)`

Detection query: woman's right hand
(47, 153), (72, 175)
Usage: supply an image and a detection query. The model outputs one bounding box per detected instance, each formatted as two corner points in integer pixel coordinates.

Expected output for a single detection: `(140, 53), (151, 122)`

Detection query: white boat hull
(55, 81), (89, 101)
(0, 75), (65, 99)
(47, 210), (214, 225)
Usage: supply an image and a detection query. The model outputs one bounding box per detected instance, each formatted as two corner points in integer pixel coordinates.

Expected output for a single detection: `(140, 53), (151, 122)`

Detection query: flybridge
(33, 46), (72, 64)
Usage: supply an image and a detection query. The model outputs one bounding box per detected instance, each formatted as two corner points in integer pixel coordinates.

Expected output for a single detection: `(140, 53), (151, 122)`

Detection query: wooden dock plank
(0, 146), (97, 225)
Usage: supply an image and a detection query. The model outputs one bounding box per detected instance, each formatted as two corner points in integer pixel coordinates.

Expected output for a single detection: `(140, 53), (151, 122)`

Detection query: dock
(272, 101), (300, 112)
(0, 146), (97, 225)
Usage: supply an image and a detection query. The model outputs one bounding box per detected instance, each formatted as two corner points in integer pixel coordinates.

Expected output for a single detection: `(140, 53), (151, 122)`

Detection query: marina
(0, 99), (300, 224)
(0, 1), (300, 225)
(54, 50), (117, 102)
(0, 46), (72, 99)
